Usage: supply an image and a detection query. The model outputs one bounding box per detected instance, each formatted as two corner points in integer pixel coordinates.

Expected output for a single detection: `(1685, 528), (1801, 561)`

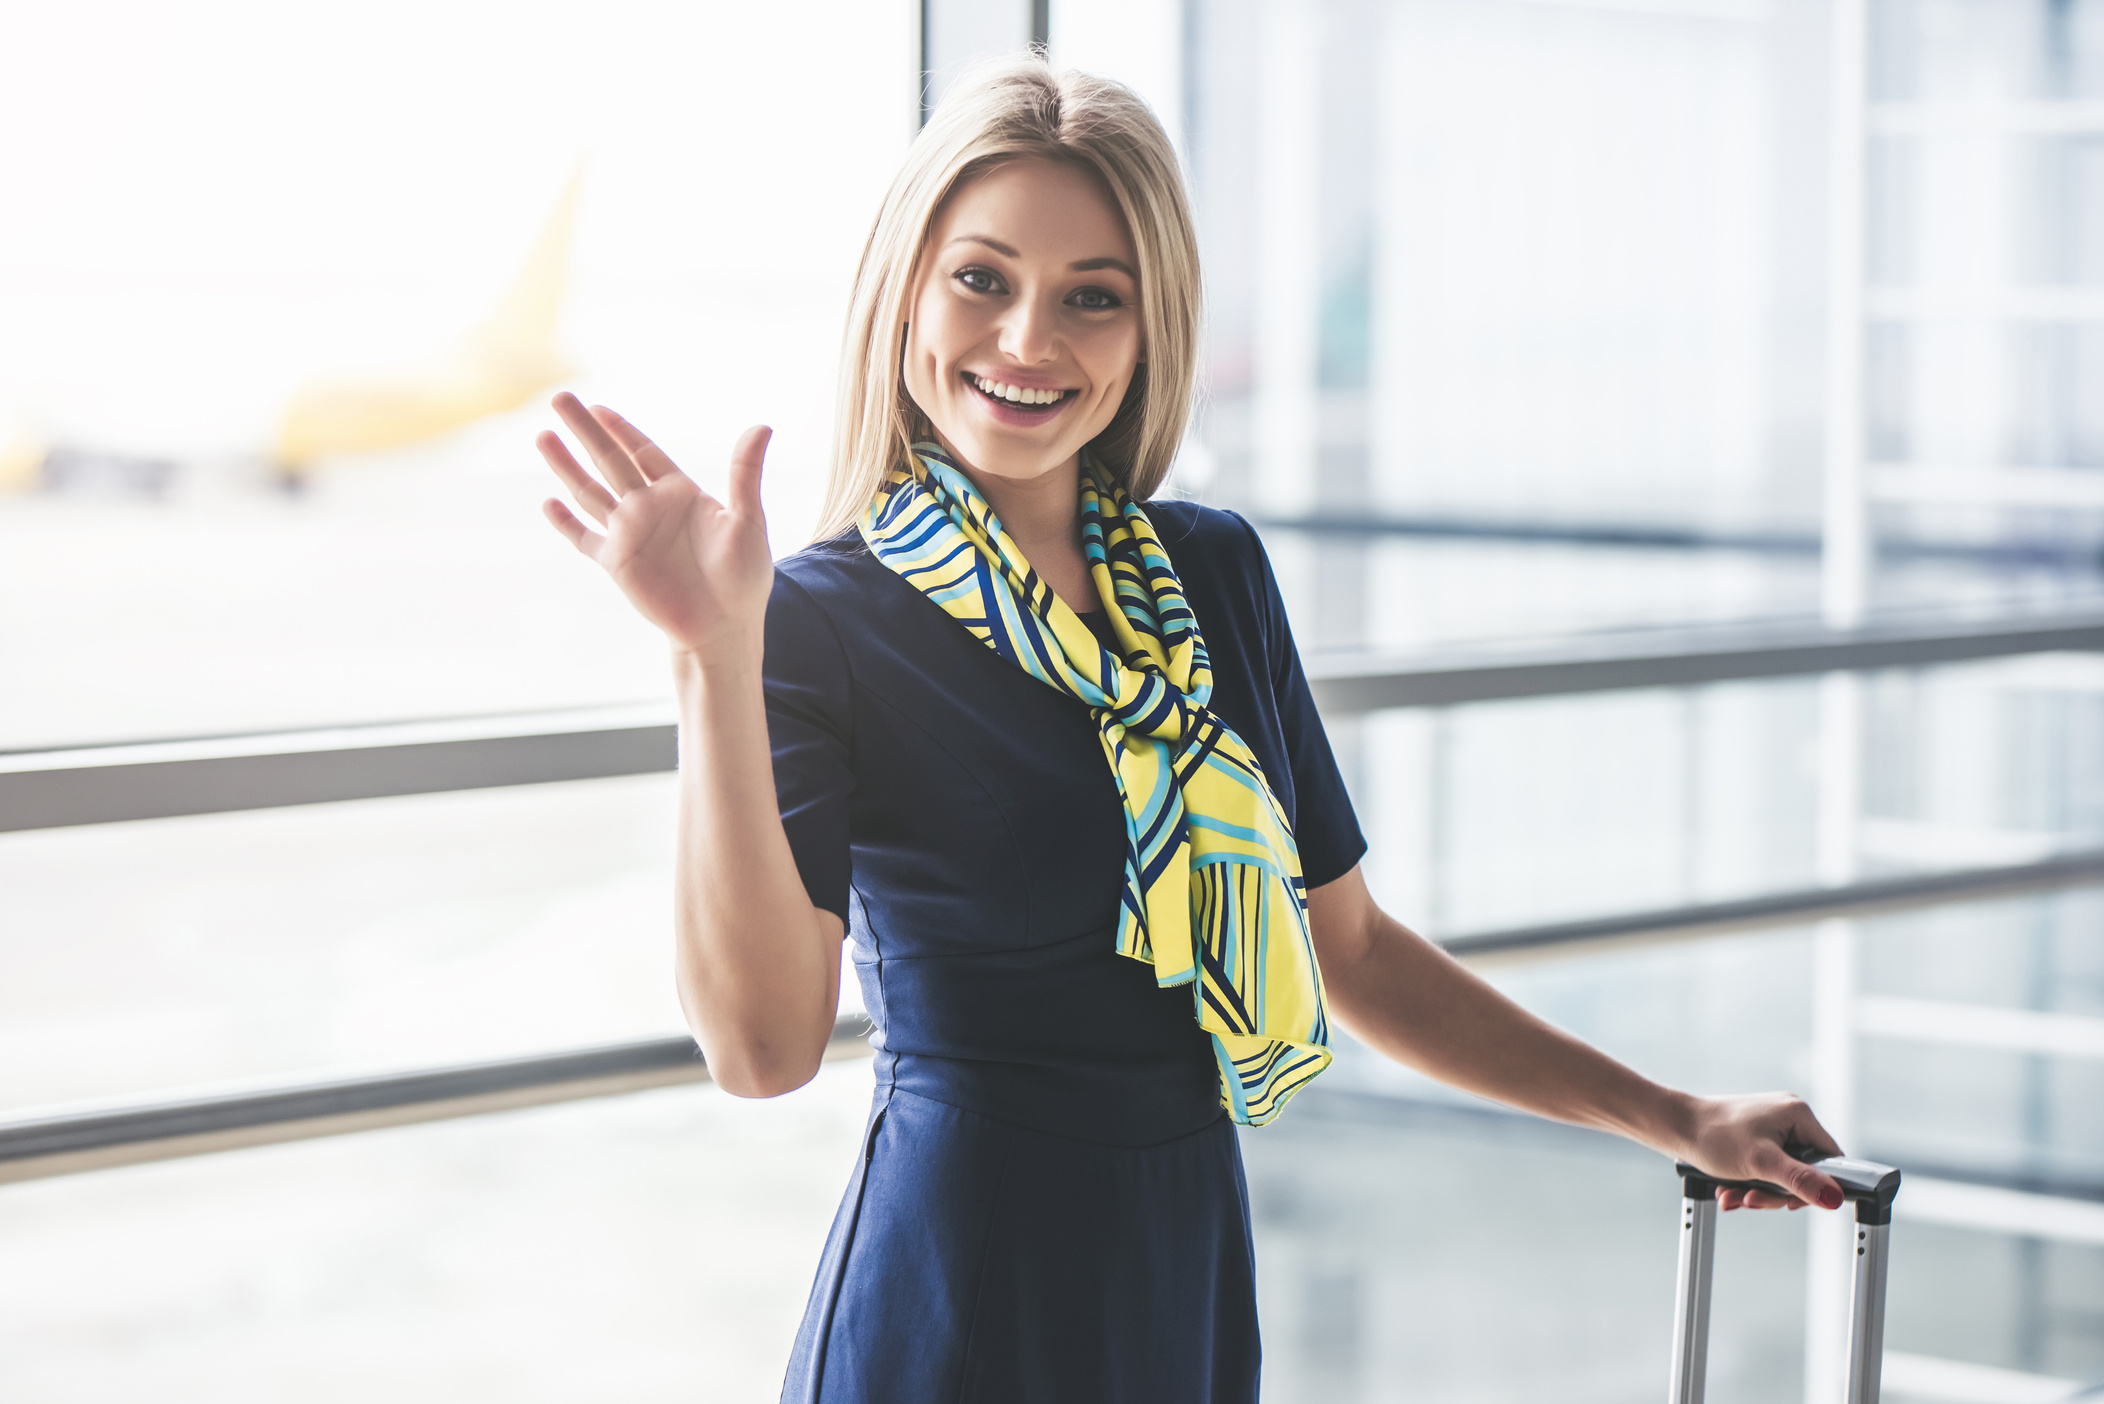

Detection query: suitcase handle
(1674, 1153), (1901, 1224)
(1668, 1153), (1900, 1404)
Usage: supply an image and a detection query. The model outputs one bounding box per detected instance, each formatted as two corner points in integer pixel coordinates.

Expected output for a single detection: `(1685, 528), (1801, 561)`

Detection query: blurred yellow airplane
(0, 167), (581, 495)
(271, 164), (581, 478)
(0, 428), (38, 493)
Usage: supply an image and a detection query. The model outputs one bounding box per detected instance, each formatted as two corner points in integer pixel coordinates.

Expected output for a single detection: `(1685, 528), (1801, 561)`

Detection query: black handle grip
(1675, 1154), (1901, 1225)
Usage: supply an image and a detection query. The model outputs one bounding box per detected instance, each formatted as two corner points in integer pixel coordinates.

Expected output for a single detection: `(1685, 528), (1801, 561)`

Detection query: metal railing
(0, 1018), (878, 1187)
(1250, 509), (2104, 562)
(1443, 849), (2104, 960)
(0, 704), (676, 833)
(7, 607), (2102, 831)
(1306, 605), (2104, 712)
(3, 851), (2100, 1187)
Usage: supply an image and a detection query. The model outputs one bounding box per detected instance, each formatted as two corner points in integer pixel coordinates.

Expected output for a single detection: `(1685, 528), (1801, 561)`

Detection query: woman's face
(901, 157), (1143, 489)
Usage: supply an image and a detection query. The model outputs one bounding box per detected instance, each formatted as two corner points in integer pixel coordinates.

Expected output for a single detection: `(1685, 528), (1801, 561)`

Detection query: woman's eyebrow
(1069, 257), (1136, 277)
(944, 234), (1021, 257)
(942, 235), (1135, 279)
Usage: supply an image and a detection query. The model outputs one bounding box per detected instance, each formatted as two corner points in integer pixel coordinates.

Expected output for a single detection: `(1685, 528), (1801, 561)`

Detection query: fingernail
(1821, 1186), (1843, 1209)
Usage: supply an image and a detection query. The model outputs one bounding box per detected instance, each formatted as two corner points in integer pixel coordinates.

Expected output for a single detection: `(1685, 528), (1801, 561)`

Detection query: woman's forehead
(930, 158), (1136, 265)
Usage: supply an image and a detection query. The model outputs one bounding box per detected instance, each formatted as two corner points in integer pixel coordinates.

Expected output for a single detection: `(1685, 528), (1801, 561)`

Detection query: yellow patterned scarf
(859, 445), (1331, 1125)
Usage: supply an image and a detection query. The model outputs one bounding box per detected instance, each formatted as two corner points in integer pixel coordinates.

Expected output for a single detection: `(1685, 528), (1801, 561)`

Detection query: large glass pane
(0, 776), (689, 1111)
(1340, 656), (2104, 937)
(1189, 0), (2104, 650)
(0, 1), (916, 749)
(1189, 0), (1833, 537)
(0, 1067), (873, 1401)
(1864, 0), (2104, 561)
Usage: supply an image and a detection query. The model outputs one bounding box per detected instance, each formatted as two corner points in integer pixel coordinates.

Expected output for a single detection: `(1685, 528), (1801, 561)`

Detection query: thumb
(727, 425), (772, 517)
(1752, 1140), (1844, 1210)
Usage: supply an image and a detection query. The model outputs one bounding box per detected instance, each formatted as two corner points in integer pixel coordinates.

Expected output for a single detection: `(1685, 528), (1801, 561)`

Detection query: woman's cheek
(1099, 323), (1144, 377)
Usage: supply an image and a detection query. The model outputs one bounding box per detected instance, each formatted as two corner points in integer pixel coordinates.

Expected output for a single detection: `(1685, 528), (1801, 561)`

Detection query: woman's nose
(997, 295), (1059, 364)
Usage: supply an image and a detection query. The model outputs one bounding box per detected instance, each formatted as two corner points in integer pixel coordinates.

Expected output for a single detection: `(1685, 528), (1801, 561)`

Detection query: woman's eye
(955, 268), (1002, 294)
(1069, 287), (1123, 311)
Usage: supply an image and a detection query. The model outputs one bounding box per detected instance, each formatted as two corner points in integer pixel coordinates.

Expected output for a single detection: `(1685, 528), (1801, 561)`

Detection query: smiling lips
(967, 372), (1075, 417)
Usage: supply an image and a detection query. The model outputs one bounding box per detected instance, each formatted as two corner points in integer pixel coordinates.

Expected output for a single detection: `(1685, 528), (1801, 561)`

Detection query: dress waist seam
(881, 1083), (1227, 1152)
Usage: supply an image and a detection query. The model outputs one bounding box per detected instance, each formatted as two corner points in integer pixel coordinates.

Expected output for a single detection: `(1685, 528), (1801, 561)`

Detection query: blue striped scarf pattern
(859, 444), (1331, 1125)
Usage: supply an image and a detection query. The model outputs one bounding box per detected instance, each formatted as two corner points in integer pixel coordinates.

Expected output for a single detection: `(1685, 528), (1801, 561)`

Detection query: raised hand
(538, 393), (775, 660)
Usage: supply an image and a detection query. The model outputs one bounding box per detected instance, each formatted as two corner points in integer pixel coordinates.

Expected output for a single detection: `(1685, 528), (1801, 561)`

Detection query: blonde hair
(812, 56), (1201, 541)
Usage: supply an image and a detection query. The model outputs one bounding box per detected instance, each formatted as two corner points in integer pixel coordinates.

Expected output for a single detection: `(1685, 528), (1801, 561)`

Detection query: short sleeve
(1234, 513), (1368, 891)
(762, 570), (856, 923)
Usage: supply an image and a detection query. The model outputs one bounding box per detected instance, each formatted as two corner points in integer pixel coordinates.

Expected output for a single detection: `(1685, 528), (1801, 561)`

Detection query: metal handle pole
(1844, 1217), (1890, 1404)
(1673, 1156), (1898, 1404)
(1669, 1184), (1718, 1404)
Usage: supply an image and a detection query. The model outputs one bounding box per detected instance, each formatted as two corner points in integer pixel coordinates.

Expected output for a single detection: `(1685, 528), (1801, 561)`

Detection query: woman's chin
(935, 422), (1090, 485)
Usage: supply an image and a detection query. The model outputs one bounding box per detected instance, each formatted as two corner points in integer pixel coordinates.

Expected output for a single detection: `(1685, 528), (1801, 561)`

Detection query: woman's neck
(944, 446), (1098, 613)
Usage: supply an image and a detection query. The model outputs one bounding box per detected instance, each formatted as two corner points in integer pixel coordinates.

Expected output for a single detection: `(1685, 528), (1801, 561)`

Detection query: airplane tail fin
(0, 406), (45, 492)
(275, 162), (582, 470)
(460, 160), (580, 392)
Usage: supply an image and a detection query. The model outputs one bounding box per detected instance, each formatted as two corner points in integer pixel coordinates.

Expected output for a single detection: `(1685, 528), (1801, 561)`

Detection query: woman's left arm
(1306, 865), (1846, 1213)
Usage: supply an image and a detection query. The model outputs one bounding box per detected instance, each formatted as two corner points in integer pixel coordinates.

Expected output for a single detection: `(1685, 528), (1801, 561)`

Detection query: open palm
(537, 393), (775, 655)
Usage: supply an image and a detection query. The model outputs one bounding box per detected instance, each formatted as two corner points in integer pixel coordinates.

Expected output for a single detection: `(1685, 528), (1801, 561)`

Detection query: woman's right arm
(538, 394), (845, 1097)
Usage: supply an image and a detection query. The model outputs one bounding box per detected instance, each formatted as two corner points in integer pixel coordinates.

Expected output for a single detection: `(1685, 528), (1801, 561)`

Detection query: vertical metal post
(1810, 4), (1872, 1392)
(919, 0), (934, 127)
(1669, 1184), (1719, 1404)
(1822, 0), (1870, 631)
(1844, 1219), (1891, 1404)
(1251, 0), (1321, 520)
(1809, 687), (1866, 1403)
(920, 0), (1039, 125)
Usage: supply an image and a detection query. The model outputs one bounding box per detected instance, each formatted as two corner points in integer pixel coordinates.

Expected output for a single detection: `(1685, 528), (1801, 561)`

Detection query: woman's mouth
(964, 372), (1076, 421)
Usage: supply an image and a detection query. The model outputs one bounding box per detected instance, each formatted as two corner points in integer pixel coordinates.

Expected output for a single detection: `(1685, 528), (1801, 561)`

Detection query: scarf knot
(859, 444), (1333, 1126)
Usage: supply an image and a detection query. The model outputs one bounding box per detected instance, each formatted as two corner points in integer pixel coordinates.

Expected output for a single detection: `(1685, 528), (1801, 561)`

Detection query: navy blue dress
(763, 501), (1366, 1404)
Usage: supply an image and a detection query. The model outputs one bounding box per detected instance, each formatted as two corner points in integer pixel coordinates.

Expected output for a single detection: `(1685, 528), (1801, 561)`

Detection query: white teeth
(974, 375), (1064, 406)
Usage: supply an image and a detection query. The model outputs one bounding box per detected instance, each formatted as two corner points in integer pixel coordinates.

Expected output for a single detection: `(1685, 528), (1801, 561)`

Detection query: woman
(538, 57), (1844, 1404)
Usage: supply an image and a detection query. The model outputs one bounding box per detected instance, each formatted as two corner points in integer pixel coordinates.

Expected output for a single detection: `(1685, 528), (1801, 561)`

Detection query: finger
(726, 424), (773, 516)
(1751, 1135), (1844, 1210)
(590, 406), (687, 485)
(551, 392), (648, 494)
(537, 430), (617, 524)
(542, 498), (606, 557)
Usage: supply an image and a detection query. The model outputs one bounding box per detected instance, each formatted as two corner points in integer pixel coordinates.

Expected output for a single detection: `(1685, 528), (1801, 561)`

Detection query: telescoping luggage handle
(1668, 1155), (1901, 1404)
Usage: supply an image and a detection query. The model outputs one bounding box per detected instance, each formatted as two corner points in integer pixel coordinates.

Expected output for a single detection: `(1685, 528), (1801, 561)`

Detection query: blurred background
(1, 0), (2100, 1399)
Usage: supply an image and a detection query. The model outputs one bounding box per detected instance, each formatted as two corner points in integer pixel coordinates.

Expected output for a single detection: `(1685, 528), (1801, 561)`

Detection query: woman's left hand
(1679, 1092), (1846, 1212)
